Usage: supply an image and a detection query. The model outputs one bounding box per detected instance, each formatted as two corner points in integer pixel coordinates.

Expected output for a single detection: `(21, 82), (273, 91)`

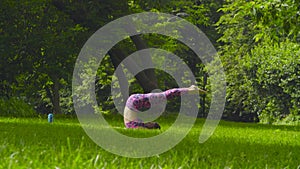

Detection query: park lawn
(0, 115), (299, 169)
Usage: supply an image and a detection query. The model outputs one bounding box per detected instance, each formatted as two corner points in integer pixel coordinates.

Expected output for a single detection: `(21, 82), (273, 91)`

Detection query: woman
(124, 85), (207, 129)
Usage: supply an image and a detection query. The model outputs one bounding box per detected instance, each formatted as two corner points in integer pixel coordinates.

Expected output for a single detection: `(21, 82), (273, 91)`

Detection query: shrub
(0, 97), (37, 117)
(243, 40), (300, 124)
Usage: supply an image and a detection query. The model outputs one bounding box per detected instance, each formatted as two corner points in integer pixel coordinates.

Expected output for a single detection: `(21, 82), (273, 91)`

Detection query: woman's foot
(144, 122), (161, 129)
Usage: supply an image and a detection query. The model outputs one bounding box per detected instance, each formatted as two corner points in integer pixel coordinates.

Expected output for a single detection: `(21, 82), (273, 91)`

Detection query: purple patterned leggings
(125, 88), (189, 112)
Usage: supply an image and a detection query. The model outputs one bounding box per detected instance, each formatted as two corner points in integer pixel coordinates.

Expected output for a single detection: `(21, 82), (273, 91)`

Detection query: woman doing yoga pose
(124, 85), (206, 129)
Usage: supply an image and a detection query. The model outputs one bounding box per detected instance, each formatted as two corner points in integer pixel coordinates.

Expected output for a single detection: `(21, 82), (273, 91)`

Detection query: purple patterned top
(125, 88), (188, 112)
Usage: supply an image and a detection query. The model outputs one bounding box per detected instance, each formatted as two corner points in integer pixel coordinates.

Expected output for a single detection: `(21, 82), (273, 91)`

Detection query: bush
(242, 40), (300, 124)
(0, 97), (37, 117)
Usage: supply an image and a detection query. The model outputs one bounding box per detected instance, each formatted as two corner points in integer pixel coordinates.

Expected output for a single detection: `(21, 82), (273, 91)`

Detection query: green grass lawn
(0, 115), (299, 169)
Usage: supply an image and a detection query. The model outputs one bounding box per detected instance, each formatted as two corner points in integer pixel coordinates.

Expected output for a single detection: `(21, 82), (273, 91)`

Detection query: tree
(216, 0), (300, 122)
(0, 0), (225, 116)
(0, 0), (86, 114)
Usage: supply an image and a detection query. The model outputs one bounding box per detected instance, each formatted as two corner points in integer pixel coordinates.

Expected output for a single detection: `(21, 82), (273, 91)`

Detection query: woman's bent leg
(123, 106), (138, 124)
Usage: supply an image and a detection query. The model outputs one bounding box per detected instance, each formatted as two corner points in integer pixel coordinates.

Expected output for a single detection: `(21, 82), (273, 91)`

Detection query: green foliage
(0, 97), (36, 117)
(0, 0), (221, 117)
(243, 40), (300, 124)
(217, 0), (300, 45)
(222, 39), (300, 123)
(3, 0), (299, 124)
(217, 0), (300, 123)
(96, 55), (115, 113)
(0, 0), (88, 114)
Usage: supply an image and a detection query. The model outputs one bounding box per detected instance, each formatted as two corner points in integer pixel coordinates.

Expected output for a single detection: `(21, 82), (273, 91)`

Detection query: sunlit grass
(0, 115), (299, 168)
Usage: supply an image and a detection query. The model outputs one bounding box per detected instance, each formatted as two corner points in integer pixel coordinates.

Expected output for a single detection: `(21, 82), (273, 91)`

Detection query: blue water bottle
(48, 113), (53, 123)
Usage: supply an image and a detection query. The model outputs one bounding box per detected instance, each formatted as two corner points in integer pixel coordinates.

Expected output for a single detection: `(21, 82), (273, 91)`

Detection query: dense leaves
(0, 97), (36, 117)
(218, 0), (300, 123)
(0, 0), (299, 124)
(235, 40), (300, 124)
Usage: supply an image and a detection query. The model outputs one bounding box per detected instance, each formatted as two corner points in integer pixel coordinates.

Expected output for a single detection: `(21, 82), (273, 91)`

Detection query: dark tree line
(1, 0), (299, 124)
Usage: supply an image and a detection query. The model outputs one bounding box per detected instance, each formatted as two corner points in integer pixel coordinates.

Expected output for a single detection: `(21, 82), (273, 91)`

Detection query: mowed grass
(0, 114), (299, 169)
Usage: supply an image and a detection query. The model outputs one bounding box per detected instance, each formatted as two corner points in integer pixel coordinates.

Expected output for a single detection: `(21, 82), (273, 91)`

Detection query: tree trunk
(51, 76), (62, 114)
(45, 75), (62, 114)
(109, 48), (158, 93)
(123, 21), (158, 92)
(201, 73), (207, 117)
(130, 35), (158, 91)
(109, 50), (129, 106)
